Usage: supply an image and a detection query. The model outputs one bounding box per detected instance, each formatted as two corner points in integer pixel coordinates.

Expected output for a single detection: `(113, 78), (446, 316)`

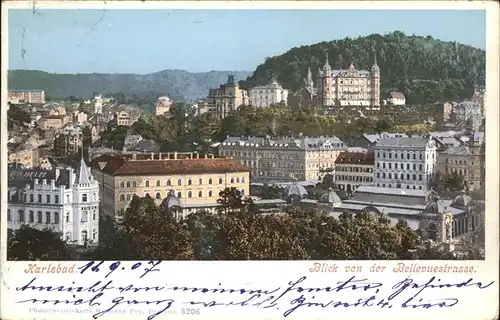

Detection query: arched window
(241, 177), (245, 183)
(208, 178), (213, 184)
(120, 194), (125, 201)
(188, 191), (192, 198)
(156, 180), (161, 187)
(18, 210), (25, 222)
(66, 212), (70, 223)
(236, 177), (240, 183)
(126, 181), (131, 188)
(198, 178), (203, 185)
(120, 181), (125, 188)
(156, 192), (161, 199)
(177, 192), (182, 198)
(132, 181), (137, 187)
(145, 192), (150, 197)
(167, 179), (171, 186)
(188, 179), (192, 185)
(219, 178), (223, 184)
(198, 191), (203, 198)
(145, 180), (150, 187)
(82, 230), (88, 242)
(178, 179), (182, 186)
(208, 190), (213, 197)
(230, 178), (234, 183)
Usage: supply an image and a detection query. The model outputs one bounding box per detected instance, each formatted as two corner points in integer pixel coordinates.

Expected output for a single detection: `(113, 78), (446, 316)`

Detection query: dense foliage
(241, 31), (485, 104)
(88, 188), (482, 261)
(8, 226), (70, 260)
(7, 104), (31, 131)
(8, 70), (251, 102)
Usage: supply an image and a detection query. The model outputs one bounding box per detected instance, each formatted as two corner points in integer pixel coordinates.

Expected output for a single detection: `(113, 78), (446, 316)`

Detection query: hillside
(7, 69), (252, 103)
(241, 31), (485, 104)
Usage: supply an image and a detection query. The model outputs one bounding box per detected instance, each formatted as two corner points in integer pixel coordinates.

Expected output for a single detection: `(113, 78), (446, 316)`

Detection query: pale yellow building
(90, 152), (250, 218)
(206, 75), (249, 119)
(334, 151), (375, 192)
(155, 96), (174, 116)
(437, 132), (485, 191)
(8, 148), (39, 168)
(219, 135), (347, 183)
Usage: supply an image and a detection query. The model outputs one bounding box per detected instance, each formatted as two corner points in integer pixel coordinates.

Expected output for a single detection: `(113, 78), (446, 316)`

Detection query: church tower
(321, 52), (333, 106)
(305, 67), (314, 90)
(371, 54), (380, 107)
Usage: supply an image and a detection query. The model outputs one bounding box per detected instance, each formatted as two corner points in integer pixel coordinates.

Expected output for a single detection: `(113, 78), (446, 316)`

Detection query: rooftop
(335, 151), (374, 165)
(222, 135), (347, 150)
(375, 136), (431, 148)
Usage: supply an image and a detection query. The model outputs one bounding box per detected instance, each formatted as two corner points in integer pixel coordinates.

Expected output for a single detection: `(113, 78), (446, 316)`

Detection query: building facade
(386, 92), (406, 106)
(155, 96), (174, 116)
(219, 135), (347, 183)
(8, 90), (46, 104)
(374, 136), (437, 191)
(248, 80), (289, 107)
(206, 75), (249, 119)
(90, 152), (250, 218)
(334, 151), (375, 192)
(437, 132), (485, 191)
(8, 148), (39, 169)
(7, 160), (100, 246)
(302, 53), (380, 107)
(53, 124), (92, 159)
(94, 94), (103, 114)
(451, 101), (483, 131)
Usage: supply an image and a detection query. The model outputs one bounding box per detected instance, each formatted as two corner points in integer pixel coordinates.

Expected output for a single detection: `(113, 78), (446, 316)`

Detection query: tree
(7, 104), (31, 130)
(8, 226), (70, 260)
(217, 187), (254, 214)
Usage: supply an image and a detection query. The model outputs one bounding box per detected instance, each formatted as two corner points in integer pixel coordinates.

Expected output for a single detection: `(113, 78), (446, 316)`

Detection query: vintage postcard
(1, 1), (498, 319)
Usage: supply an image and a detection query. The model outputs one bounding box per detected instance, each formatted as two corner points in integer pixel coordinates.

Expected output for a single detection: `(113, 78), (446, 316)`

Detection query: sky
(8, 9), (486, 74)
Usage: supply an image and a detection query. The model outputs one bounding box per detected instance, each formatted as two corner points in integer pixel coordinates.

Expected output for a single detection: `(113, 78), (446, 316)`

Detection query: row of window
(377, 162), (425, 171)
(7, 209), (98, 224)
(335, 176), (373, 182)
(119, 189), (244, 202)
(336, 167), (373, 173)
(376, 151), (433, 160)
(119, 177), (245, 189)
(377, 173), (431, 181)
(445, 159), (469, 165)
(376, 183), (424, 190)
(22, 193), (95, 204)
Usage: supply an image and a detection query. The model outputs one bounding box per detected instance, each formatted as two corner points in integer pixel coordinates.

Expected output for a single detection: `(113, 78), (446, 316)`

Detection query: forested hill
(240, 31), (485, 104)
(7, 69), (252, 103)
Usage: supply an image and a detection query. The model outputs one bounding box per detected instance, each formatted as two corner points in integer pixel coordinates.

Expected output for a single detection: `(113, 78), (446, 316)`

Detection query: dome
(285, 182), (308, 198)
(319, 188), (342, 206)
(450, 193), (473, 209)
(160, 190), (183, 212)
(423, 199), (447, 215)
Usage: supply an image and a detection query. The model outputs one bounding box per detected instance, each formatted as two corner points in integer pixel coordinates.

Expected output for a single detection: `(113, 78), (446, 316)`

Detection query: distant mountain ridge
(8, 69), (252, 103)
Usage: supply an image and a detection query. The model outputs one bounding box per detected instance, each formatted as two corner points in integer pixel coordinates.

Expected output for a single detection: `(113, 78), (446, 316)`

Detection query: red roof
(334, 152), (374, 165)
(90, 154), (249, 176)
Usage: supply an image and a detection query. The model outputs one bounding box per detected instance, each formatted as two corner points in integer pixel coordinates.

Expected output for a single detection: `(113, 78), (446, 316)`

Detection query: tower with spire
(371, 53), (381, 106)
(319, 52), (333, 106)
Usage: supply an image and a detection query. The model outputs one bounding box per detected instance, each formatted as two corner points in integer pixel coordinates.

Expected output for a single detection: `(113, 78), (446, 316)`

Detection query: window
(18, 210), (25, 222)
(219, 178), (223, 184)
(388, 163), (392, 169)
(145, 192), (150, 197)
(120, 194), (125, 201)
(28, 210), (34, 222)
(54, 212), (60, 224)
(208, 190), (213, 197)
(132, 181), (137, 188)
(419, 186), (422, 190)
(413, 164), (416, 170)
(395, 153), (398, 159)
(389, 173), (392, 179)
(93, 230), (97, 240)
(156, 180), (161, 187)
(167, 179), (171, 186)
(413, 174), (416, 180)
(400, 174), (404, 179)
(177, 192), (182, 198)
(82, 194), (88, 202)
(82, 211), (88, 222)
(395, 163), (398, 169)
(383, 153), (386, 158)
(46, 195), (51, 203)
(406, 164), (410, 170)
(178, 179), (182, 186)
(230, 178), (234, 183)
(377, 173), (380, 178)
(66, 212), (70, 223)
(37, 211), (43, 223)
(382, 173), (386, 179)
(389, 153), (392, 159)
(419, 175), (423, 181)
(208, 178), (213, 185)
(93, 211), (96, 220)
(38, 194), (42, 203)
(419, 153), (423, 160)
(126, 194), (131, 201)
(377, 163), (380, 168)
(198, 191), (203, 198)
(407, 153), (410, 159)
(413, 154), (416, 160)
(30, 194), (34, 202)
(419, 164), (423, 171)
(198, 178), (203, 185)
(55, 195), (59, 203)
(188, 191), (193, 198)
(120, 181), (125, 188)
(188, 179), (192, 185)
(145, 180), (150, 187)
(126, 181), (131, 188)
(82, 231), (88, 242)
(46, 212), (51, 224)
(156, 192), (161, 199)
(382, 163), (386, 169)
(241, 177), (245, 183)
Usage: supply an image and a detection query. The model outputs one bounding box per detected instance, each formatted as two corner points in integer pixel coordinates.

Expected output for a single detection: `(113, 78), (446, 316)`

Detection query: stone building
(301, 53), (380, 107)
(206, 75), (249, 119)
(7, 159), (100, 246)
(373, 136), (437, 191)
(334, 151), (375, 192)
(8, 90), (46, 104)
(219, 135), (347, 183)
(155, 96), (174, 116)
(437, 132), (485, 191)
(53, 124), (92, 159)
(248, 79), (289, 107)
(90, 152), (250, 218)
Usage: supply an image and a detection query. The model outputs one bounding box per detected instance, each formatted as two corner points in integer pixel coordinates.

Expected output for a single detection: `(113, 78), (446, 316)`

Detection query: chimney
(67, 167), (75, 186)
(174, 152), (178, 160)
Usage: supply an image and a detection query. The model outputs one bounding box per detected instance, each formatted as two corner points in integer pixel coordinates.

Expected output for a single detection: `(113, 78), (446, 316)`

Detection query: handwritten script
(13, 261), (494, 319)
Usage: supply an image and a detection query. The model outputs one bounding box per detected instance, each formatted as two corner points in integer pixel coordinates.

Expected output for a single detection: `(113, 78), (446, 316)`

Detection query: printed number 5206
(181, 308), (201, 315)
